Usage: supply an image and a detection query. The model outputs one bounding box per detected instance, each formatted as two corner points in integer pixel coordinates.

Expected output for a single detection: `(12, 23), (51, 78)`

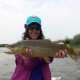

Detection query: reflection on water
(0, 48), (80, 80)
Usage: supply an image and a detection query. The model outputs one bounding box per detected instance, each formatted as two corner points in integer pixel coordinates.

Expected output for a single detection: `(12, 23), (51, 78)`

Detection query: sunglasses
(29, 26), (41, 31)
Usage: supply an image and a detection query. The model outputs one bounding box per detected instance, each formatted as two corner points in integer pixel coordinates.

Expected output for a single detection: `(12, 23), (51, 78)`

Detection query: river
(0, 48), (80, 80)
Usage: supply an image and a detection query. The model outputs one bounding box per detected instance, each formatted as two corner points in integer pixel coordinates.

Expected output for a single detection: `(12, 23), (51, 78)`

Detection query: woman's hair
(22, 23), (45, 40)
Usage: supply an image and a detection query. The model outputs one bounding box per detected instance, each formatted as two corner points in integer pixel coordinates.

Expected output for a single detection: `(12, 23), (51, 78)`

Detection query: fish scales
(4, 39), (78, 62)
(11, 39), (54, 49)
(11, 39), (56, 57)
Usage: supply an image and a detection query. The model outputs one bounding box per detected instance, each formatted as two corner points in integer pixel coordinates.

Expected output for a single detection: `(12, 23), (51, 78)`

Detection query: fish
(4, 39), (77, 63)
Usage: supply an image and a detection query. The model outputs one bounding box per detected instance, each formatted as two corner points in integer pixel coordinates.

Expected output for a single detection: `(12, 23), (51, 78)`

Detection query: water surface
(0, 48), (80, 80)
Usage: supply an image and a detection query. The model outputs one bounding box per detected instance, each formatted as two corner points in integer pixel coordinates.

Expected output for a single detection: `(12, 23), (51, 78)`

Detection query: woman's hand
(25, 48), (67, 59)
(22, 48), (33, 60)
(54, 49), (67, 58)
(26, 48), (33, 57)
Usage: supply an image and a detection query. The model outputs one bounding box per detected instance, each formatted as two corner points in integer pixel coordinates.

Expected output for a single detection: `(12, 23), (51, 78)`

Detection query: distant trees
(64, 33), (80, 45)
(0, 44), (7, 47)
(64, 37), (71, 44)
(73, 33), (80, 45)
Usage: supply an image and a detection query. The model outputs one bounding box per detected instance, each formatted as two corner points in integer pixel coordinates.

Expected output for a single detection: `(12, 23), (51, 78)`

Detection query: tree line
(64, 33), (80, 45)
(55, 33), (80, 46)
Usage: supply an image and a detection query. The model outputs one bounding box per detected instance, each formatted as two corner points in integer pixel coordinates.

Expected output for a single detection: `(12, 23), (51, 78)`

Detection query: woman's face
(28, 24), (40, 40)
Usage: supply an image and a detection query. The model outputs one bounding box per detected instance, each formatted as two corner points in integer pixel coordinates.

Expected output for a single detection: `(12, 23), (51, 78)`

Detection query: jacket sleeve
(15, 54), (38, 70)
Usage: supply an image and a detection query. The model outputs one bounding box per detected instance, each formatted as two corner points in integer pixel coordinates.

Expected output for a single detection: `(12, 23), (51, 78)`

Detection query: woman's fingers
(54, 50), (67, 58)
(60, 50), (65, 58)
(26, 48), (33, 57)
(64, 49), (68, 57)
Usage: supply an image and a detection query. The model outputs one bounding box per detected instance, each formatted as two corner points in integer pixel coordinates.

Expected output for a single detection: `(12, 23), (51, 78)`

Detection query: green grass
(70, 45), (80, 48)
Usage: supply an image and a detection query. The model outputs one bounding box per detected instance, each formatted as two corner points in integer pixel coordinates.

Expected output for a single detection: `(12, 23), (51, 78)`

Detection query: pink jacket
(11, 54), (53, 80)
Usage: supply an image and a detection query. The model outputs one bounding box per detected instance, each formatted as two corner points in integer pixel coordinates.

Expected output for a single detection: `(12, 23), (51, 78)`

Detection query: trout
(4, 39), (77, 63)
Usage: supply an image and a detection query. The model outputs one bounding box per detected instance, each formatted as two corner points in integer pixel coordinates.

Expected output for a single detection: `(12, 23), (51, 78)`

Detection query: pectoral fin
(66, 48), (78, 61)
(43, 56), (50, 63)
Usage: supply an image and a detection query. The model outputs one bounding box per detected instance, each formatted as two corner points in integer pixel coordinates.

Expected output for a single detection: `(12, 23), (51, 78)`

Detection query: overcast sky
(0, 0), (80, 44)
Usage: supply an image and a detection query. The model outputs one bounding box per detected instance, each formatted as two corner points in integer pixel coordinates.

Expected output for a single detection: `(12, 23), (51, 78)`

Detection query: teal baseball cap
(26, 16), (41, 26)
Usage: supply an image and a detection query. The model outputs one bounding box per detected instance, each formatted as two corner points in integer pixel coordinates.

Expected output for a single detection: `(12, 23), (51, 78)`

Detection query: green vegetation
(64, 33), (80, 45)
(0, 44), (7, 47)
(63, 33), (80, 54)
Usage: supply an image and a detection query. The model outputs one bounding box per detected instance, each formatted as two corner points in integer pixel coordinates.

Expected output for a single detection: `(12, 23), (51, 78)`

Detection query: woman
(11, 15), (67, 80)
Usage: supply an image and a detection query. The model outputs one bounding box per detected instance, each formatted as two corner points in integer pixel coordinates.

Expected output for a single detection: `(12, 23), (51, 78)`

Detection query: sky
(0, 0), (80, 44)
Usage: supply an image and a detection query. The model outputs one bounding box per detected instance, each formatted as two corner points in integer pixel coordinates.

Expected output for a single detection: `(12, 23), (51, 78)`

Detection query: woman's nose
(32, 29), (37, 32)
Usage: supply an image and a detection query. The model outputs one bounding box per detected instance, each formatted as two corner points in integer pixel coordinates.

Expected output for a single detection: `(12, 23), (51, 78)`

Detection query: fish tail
(68, 53), (78, 61)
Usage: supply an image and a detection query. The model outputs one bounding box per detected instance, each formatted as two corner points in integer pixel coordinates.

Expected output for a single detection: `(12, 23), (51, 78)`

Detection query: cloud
(0, 0), (45, 12)
(0, 0), (80, 43)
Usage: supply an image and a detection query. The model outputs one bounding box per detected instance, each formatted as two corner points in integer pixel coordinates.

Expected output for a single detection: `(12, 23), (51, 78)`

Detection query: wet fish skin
(4, 39), (78, 62)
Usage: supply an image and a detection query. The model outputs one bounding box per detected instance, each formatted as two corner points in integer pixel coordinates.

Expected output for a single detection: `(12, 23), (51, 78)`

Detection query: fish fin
(66, 48), (78, 61)
(43, 56), (50, 63)
(68, 54), (78, 62)
(4, 52), (12, 54)
(4, 47), (14, 54)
